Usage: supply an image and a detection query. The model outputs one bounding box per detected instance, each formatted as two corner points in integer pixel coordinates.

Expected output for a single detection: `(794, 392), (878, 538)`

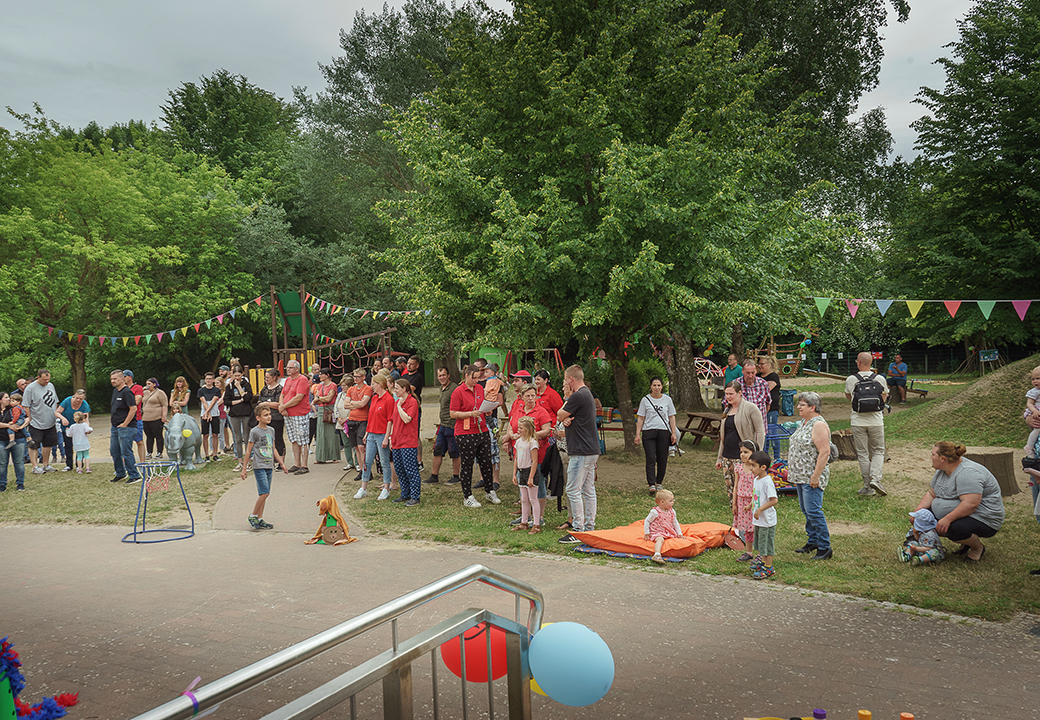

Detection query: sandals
(528, 525), (541, 535)
(511, 523), (530, 532)
(963, 545), (986, 563)
(556, 521), (573, 530)
(651, 554), (666, 564)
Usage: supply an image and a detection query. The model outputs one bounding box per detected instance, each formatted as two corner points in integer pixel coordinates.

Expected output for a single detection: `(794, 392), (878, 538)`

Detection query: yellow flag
(122, 337), (129, 346)
(181, 327), (189, 337)
(906, 300), (925, 318)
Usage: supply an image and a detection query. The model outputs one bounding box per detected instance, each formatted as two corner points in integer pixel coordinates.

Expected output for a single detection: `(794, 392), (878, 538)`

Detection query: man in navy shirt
(109, 369), (141, 483)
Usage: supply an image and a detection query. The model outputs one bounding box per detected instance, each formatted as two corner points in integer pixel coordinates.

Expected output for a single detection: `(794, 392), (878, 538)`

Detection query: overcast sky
(2, 0), (974, 158)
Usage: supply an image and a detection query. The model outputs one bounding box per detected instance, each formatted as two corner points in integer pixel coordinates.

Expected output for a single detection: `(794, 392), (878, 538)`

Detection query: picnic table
(678, 411), (722, 448)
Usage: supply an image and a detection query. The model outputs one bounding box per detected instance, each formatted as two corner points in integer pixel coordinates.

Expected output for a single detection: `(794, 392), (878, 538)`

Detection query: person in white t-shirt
(844, 352), (889, 497)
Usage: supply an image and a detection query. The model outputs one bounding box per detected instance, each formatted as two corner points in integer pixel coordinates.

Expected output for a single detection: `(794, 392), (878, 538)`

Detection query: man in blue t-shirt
(887, 354), (908, 405)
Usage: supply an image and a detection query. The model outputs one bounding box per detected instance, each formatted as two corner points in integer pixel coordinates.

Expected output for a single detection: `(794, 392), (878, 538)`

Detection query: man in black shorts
(197, 372), (222, 462)
(22, 369), (59, 475)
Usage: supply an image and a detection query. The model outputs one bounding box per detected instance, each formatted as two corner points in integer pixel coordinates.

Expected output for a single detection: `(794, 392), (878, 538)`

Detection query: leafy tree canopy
(886, 0), (1040, 348)
(378, 0), (844, 448)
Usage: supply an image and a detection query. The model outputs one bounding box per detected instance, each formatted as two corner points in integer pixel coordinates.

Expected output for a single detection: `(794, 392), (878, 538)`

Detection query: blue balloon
(529, 622), (614, 707)
(804, 338), (812, 345)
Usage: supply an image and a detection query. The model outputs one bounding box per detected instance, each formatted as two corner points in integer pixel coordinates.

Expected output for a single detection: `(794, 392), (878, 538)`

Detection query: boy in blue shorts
(241, 407), (289, 530)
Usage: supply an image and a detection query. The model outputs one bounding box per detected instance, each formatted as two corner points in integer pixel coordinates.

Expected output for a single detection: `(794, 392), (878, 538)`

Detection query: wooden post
(831, 429), (858, 461)
(964, 446), (1020, 496)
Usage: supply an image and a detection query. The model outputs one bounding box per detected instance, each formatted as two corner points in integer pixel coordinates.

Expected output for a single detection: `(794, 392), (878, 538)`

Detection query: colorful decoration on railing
(304, 292), (431, 321)
(36, 297), (264, 346)
(813, 297), (1035, 320)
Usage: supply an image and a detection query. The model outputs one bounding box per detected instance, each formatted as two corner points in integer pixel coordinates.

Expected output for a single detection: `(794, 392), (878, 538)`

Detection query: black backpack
(852, 372), (885, 413)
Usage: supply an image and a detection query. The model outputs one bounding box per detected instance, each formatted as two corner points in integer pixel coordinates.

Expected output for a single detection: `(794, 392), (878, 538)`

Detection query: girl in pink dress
(732, 440), (758, 561)
(644, 489), (683, 564)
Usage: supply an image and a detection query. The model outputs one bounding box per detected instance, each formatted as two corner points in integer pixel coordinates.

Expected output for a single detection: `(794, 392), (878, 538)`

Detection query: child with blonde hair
(66, 411), (93, 473)
(1024, 365), (1040, 457)
(644, 488), (682, 564)
(511, 416), (543, 533)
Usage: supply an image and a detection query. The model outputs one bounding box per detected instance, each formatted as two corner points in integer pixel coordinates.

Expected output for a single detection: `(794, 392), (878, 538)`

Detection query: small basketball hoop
(144, 462), (173, 493)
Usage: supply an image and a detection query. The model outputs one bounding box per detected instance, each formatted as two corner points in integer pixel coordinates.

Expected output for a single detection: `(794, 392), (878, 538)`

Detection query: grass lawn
(3, 355), (1039, 622)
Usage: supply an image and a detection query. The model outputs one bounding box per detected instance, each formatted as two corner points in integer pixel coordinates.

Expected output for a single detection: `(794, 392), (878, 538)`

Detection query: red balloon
(439, 622), (508, 682)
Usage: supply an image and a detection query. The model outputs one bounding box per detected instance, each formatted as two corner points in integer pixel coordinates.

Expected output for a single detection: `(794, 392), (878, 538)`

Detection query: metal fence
(129, 564), (544, 720)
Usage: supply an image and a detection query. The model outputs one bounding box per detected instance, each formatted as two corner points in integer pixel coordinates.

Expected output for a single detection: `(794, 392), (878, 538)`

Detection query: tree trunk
(964, 447), (1019, 496)
(60, 336), (88, 394)
(177, 350), (204, 385)
(440, 338), (461, 384)
(672, 331), (709, 413)
(730, 322), (744, 361)
(606, 344), (638, 454)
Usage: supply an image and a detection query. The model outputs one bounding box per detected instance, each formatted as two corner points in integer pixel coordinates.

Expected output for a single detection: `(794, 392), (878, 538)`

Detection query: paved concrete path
(3, 461), (1038, 720)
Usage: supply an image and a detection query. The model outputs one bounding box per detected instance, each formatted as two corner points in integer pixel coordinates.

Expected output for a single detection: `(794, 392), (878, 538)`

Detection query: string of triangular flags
(813, 298), (1035, 321)
(304, 292), (431, 321)
(37, 296), (265, 347)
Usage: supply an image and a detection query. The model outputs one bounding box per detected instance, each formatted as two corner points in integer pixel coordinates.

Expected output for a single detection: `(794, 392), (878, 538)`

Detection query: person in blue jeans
(0, 391), (27, 491)
(787, 391), (832, 560)
(757, 356), (782, 462)
(109, 370), (141, 483)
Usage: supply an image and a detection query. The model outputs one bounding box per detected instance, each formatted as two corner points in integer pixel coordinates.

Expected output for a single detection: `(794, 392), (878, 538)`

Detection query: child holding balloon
(644, 488), (682, 564)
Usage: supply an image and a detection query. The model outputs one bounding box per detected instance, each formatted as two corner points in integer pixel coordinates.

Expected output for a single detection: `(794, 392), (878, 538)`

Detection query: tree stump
(964, 447), (1020, 497)
(831, 429), (858, 461)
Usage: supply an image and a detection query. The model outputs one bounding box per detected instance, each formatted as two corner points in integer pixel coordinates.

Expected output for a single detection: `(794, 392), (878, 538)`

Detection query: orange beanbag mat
(570, 520), (732, 558)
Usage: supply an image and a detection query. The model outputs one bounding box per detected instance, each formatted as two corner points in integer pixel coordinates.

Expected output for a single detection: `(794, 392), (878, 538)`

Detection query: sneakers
(752, 565), (776, 579)
(233, 463), (243, 472)
(750, 556), (765, 571)
(856, 487), (876, 496)
(898, 547), (911, 563)
(353, 488), (367, 499)
(257, 519), (274, 529)
(869, 480), (887, 496)
(295, 467), (309, 475)
(44, 465), (57, 472)
(392, 495), (406, 503)
(61, 466), (71, 472)
(32, 467), (45, 475)
(473, 480), (485, 490)
(418, 461), (425, 471)
(446, 475), (461, 485)
(558, 533), (580, 544)
(353, 472), (363, 482)
(126, 476), (143, 484)
(463, 496), (482, 508)
(287, 465), (299, 474)
(656, 484), (663, 492)
(249, 516), (261, 529)
(423, 475), (439, 484)
(75, 468), (82, 474)
(343, 464), (352, 471)
(736, 552), (754, 562)
(405, 499), (420, 507)
(145, 453), (152, 460)
(110, 476), (126, 483)
(377, 487), (390, 500)
(486, 490), (501, 504)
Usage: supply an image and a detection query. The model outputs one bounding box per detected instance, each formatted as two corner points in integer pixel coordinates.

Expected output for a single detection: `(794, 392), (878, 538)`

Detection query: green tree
(0, 112), (256, 390)
(886, 0), (1040, 363)
(162, 69), (299, 185)
(379, 1), (837, 450)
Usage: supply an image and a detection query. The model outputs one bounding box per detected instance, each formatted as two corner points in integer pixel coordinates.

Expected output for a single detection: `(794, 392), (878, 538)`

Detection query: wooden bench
(678, 411), (722, 448)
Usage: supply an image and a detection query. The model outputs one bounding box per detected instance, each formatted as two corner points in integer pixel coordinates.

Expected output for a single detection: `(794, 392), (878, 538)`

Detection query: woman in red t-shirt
(390, 379), (422, 506)
(354, 374), (396, 500)
(450, 365), (499, 507)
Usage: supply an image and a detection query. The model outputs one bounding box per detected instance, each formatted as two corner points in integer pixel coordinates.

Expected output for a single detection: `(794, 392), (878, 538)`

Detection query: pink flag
(845, 299), (862, 318)
(1013, 300), (1032, 320)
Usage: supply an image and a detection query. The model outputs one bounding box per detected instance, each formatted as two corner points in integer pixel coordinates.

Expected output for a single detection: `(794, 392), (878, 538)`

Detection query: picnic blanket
(570, 520), (732, 558)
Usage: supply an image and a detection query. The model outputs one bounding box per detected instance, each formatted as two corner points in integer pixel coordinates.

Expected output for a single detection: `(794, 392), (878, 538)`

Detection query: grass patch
(0, 462), (235, 526)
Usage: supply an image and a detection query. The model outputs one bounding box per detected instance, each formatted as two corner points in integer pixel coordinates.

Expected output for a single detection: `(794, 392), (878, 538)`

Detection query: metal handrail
(129, 564), (544, 720)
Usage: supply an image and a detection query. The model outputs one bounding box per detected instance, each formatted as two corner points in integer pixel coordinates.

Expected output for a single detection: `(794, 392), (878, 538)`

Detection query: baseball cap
(123, 369), (134, 378)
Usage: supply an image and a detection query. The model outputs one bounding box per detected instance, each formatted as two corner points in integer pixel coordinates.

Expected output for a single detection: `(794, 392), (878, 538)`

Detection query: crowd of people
(1, 349), (1027, 577)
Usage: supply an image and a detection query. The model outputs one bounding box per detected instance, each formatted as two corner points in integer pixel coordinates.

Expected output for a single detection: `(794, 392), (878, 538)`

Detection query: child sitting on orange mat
(644, 488), (682, 564)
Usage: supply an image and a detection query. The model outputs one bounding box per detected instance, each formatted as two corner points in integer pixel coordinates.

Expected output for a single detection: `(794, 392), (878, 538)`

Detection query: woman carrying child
(732, 440), (758, 562)
(644, 488), (683, 564)
(0, 392), (28, 491)
(511, 416), (543, 533)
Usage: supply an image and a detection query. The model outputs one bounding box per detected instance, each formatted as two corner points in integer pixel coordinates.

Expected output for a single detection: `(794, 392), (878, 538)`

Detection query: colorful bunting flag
(943, 301), (961, 318)
(875, 300), (893, 317)
(845, 299), (862, 319)
(1013, 300), (1032, 321)
(814, 298), (831, 317)
(906, 300), (924, 318)
(977, 300), (996, 319)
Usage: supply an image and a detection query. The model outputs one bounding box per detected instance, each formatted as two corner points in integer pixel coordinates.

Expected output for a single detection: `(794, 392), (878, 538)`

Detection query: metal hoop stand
(121, 460), (196, 544)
